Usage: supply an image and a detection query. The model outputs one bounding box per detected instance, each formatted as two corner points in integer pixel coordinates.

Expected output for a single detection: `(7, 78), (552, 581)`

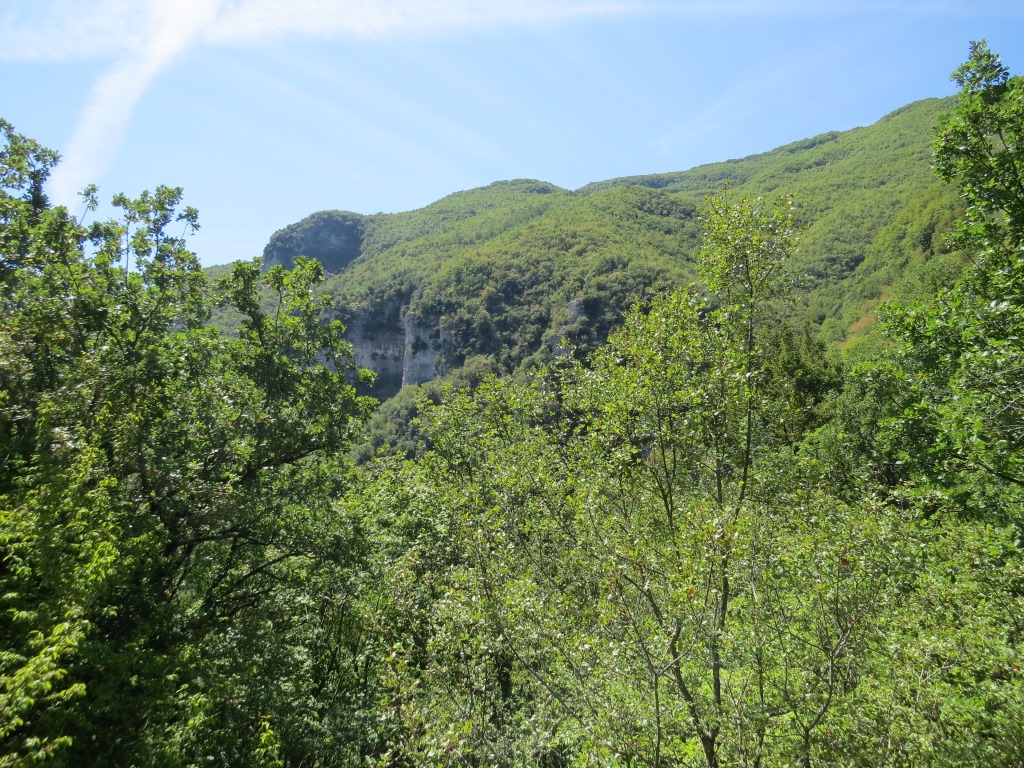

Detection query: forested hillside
(2, 42), (1023, 768)
(262, 94), (961, 406)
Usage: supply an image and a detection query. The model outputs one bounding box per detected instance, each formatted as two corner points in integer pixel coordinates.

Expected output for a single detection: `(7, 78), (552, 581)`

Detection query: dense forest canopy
(2, 41), (1023, 767)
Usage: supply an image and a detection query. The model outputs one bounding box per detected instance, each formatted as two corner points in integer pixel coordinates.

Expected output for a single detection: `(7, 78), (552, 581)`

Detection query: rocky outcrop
(345, 302), (447, 399)
(346, 301), (406, 397)
(263, 210), (365, 273)
(262, 210), (451, 397)
(402, 312), (447, 387)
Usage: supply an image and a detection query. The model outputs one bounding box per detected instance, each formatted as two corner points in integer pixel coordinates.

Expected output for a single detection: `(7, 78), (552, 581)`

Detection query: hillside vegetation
(264, 95), (960, 396)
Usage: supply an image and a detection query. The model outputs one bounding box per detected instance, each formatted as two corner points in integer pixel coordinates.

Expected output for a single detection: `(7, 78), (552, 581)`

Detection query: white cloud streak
(0, 0), (148, 62)
(203, 0), (640, 45)
(48, 0), (223, 204)
(0, 0), (1002, 65)
(20, 0), (639, 205)
(2, 0), (640, 63)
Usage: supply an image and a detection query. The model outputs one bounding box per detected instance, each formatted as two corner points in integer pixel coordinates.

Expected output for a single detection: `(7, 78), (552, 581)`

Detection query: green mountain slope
(263, 97), (962, 399)
(581, 96), (963, 340)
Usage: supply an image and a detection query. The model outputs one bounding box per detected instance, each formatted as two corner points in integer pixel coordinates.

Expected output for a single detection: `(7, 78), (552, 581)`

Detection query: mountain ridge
(257, 96), (960, 399)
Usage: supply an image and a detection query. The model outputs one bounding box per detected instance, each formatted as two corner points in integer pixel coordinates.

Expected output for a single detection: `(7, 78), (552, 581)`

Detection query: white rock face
(345, 302), (447, 397)
(402, 312), (446, 387)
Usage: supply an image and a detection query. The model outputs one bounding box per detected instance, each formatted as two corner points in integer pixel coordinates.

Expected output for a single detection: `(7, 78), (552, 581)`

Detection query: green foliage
(363, 193), (891, 766)
(0, 120), (375, 765)
(886, 41), (1024, 501)
(6, 41), (1024, 766)
(355, 176), (1024, 766)
(0, 119), (100, 766)
(581, 98), (959, 340)
(332, 183), (696, 381)
(934, 40), (1024, 249)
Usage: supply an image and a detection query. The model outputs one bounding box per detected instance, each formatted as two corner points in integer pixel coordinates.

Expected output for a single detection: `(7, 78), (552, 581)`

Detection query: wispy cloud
(0, 0), (998, 65)
(2, 0), (639, 63)
(203, 0), (639, 44)
(48, 0), (222, 204)
(0, 0), (147, 62)
(16, 0), (639, 205)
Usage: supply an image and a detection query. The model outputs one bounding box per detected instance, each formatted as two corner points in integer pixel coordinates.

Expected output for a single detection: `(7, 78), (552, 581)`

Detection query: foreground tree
(892, 40), (1024, 498)
(368, 191), (914, 767)
(544, 192), (912, 767)
(0, 121), (374, 766)
(372, 169), (1024, 766)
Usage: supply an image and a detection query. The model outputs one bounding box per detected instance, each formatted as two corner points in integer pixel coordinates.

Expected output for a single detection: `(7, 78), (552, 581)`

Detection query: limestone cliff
(262, 209), (455, 398)
(345, 301), (447, 399)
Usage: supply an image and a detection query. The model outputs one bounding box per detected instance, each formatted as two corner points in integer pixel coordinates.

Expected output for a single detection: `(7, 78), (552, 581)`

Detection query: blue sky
(3, 1), (1024, 266)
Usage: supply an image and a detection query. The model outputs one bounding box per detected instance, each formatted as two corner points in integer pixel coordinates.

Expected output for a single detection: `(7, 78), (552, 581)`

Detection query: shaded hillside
(264, 210), (366, 273)
(264, 97), (961, 398)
